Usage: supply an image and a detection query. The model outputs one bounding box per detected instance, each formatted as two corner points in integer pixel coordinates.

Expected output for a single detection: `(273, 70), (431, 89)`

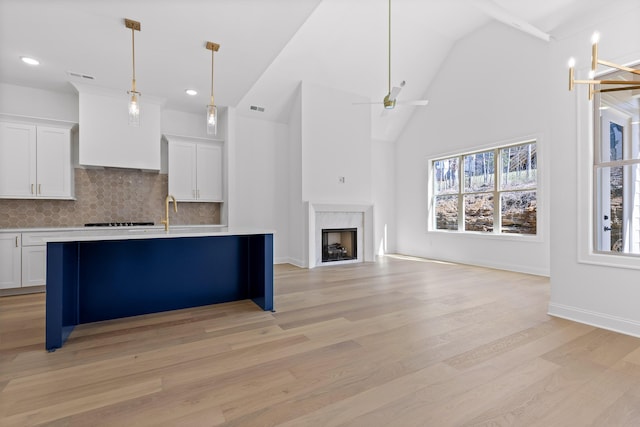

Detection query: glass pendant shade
(128, 93), (140, 126)
(206, 104), (217, 135)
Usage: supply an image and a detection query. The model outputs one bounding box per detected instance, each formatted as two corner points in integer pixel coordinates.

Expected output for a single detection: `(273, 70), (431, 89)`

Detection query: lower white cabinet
(21, 245), (46, 287)
(0, 231), (54, 292)
(0, 233), (21, 289)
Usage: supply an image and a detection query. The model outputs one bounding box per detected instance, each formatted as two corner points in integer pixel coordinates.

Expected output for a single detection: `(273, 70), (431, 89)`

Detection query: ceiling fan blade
(388, 85), (402, 100)
(395, 100), (429, 106)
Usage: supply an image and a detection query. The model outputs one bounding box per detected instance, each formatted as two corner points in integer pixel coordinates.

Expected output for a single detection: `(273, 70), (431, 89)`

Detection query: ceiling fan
(354, 0), (429, 110)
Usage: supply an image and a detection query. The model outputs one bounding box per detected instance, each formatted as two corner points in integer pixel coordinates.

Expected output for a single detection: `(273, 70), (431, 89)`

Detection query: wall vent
(67, 71), (95, 80)
(250, 105), (265, 112)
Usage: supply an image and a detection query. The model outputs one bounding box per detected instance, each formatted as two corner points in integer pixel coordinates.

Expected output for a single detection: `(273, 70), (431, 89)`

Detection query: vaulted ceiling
(0, 0), (620, 141)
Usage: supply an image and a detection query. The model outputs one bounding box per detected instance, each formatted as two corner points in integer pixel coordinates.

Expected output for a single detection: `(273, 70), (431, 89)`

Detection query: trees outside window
(431, 141), (537, 235)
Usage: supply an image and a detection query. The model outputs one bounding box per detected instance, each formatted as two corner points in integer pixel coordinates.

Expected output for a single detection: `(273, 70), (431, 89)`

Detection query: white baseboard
(548, 302), (640, 339)
(395, 252), (549, 277)
(274, 257), (289, 264)
(281, 257), (306, 268)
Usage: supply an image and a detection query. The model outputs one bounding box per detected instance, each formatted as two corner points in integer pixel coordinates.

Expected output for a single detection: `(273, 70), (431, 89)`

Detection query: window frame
(428, 139), (539, 239)
(591, 67), (640, 259)
(575, 57), (640, 270)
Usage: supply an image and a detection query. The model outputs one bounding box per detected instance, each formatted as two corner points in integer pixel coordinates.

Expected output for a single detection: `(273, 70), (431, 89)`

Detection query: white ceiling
(0, 0), (619, 141)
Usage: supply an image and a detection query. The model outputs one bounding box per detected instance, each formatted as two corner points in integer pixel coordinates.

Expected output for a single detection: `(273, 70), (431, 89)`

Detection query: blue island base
(46, 233), (273, 351)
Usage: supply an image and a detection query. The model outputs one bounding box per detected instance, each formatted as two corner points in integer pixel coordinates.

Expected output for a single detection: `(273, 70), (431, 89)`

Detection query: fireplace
(307, 203), (373, 268)
(322, 228), (357, 263)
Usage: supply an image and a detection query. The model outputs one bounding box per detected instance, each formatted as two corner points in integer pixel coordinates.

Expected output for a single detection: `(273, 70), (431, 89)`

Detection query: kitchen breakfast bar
(45, 228), (274, 351)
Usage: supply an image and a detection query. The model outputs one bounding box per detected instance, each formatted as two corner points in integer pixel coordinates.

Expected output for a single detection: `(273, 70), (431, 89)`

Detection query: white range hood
(72, 82), (165, 170)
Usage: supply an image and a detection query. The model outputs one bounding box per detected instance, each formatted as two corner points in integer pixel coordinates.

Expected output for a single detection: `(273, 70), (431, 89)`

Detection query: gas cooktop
(84, 222), (155, 227)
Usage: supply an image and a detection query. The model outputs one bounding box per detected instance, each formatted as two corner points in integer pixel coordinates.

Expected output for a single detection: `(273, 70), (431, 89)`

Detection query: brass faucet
(161, 195), (177, 231)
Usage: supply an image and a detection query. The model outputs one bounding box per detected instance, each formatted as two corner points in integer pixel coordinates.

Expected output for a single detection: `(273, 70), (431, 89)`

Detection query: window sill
(427, 229), (543, 243)
(578, 251), (640, 271)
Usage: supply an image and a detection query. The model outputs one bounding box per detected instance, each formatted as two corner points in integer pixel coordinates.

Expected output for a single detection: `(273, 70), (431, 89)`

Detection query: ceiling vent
(250, 105), (265, 112)
(67, 71), (95, 80)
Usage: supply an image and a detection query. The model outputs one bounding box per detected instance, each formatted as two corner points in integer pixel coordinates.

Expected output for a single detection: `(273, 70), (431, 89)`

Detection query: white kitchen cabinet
(0, 233), (21, 289)
(196, 143), (223, 201)
(167, 135), (223, 202)
(21, 245), (46, 287)
(0, 122), (36, 198)
(36, 127), (72, 197)
(0, 120), (74, 199)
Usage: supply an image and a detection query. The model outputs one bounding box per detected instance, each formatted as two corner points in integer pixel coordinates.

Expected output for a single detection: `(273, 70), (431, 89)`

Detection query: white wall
(287, 85), (306, 267)
(234, 115), (289, 263)
(548, 3), (640, 337)
(394, 22), (551, 276)
(161, 109), (211, 139)
(0, 83), (78, 122)
(301, 81), (372, 204)
(372, 139), (396, 255)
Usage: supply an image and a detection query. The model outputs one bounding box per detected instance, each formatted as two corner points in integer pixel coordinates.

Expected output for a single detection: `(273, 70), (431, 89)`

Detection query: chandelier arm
(598, 85), (640, 93)
(598, 59), (640, 76)
(573, 79), (640, 85)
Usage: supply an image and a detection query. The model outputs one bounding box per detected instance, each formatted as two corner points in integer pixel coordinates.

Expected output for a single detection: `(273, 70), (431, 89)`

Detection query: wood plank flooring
(2, 255), (640, 426)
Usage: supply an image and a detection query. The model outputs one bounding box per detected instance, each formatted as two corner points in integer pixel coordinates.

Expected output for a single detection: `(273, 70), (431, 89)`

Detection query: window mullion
(458, 155), (464, 231)
(494, 148), (501, 234)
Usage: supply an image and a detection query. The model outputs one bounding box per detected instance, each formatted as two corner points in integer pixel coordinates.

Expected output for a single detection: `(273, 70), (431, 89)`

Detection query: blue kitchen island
(45, 228), (273, 351)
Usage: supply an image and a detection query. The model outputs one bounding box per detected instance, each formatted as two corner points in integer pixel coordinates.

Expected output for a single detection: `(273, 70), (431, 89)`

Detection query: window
(593, 67), (640, 256)
(431, 141), (537, 235)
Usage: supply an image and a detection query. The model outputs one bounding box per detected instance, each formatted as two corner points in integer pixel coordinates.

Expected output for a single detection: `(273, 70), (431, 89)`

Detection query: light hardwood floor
(2, 255), (640, 426)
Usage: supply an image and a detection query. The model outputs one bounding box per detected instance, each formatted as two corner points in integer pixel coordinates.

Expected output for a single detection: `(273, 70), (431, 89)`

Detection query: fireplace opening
(322, 228), (357, 263)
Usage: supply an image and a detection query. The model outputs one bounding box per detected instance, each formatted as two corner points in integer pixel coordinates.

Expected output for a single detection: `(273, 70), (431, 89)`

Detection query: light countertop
(41, 226), (274, 243)
(0, 224), (226, 233)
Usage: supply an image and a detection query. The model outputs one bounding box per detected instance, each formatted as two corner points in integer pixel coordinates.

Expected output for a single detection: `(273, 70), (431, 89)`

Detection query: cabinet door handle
(38, 184), (42, 194)
(16, 236), (19, 247)
(31, 184), (34, 194)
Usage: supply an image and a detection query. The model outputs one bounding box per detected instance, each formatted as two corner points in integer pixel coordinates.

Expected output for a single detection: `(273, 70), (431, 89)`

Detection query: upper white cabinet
(0, 120), (74, 199)
(166, 135), (223, 202)
(196, 143), (223, 201)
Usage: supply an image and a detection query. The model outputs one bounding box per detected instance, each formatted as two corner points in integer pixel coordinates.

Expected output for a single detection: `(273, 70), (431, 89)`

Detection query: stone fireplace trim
(307, 202), (374, 268)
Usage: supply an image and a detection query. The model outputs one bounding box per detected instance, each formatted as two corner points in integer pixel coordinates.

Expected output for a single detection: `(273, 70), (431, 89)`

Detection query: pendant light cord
(131, 27), (136, 92)
(210, 48), (215, 105)
(388, 0), (391, 95)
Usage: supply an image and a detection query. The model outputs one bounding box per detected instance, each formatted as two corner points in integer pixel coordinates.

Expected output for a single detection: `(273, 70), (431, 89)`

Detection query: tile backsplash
(0, 168), (220, 228)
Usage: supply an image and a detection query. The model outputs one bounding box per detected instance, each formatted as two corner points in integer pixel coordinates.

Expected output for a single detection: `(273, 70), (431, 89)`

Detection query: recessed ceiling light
(20, 56), (40, 66)
(185, 89), (197, 96)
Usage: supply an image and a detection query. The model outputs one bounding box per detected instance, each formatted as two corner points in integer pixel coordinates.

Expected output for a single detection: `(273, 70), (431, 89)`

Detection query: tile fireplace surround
(307, 202), (374, 268)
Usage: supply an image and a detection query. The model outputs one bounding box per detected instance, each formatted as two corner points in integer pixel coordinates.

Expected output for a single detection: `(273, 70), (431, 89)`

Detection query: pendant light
(206, 41), (220, 135)
(125, 18), (141, 126)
